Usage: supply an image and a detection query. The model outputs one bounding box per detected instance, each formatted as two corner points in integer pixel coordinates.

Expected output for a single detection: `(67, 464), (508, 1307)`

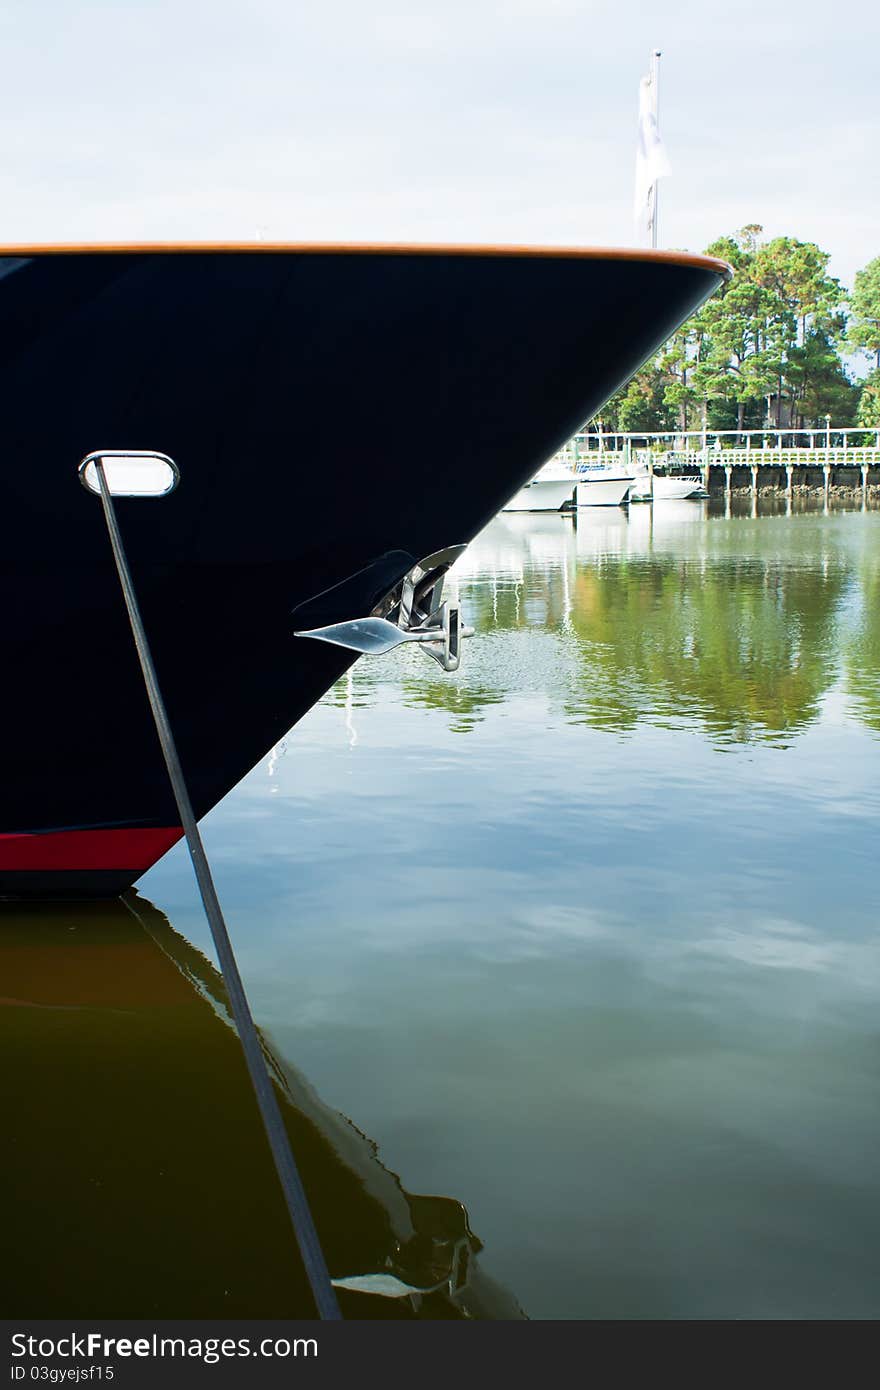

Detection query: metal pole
(650, 49), (661, 249)
(92, 460), (341, 1322)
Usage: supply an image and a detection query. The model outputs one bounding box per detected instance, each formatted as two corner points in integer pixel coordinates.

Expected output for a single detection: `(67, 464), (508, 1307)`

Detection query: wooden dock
(562, 428), (880, 501)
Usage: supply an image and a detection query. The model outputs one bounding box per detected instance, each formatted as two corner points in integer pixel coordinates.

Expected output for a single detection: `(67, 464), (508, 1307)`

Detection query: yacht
(0, 242), (730, 900)
(574, 461), (635, 507)
(628, 457), (709, 501)
(502, 459), (577, 511)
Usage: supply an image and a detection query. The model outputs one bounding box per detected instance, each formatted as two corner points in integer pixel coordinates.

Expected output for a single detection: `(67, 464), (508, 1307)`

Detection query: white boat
(574, 462), (634, 507)
(628, 457), (708, 501)
(503, 460), (577, 512)
(629, 472), (708, 501)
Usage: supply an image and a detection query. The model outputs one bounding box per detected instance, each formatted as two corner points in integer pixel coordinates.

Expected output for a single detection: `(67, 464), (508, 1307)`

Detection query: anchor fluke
(296, 603), (474, 672)
(295, 616), (414, 656)
(295, 545), (474, 673)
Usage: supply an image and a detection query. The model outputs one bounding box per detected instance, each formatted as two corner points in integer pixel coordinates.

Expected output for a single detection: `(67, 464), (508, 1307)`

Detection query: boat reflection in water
(0, 894), (524, 1319)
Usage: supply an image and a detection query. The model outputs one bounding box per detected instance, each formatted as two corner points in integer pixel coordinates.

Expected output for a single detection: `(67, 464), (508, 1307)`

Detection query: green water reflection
(327, 500), (880, 747)
(845, 545), (880, 732)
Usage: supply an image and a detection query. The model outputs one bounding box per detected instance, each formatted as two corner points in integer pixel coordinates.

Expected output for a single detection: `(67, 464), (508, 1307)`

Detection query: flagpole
(650, 49), (661, 248)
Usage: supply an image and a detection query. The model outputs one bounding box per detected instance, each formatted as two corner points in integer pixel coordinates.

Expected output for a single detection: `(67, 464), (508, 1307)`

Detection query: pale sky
(0, 0), (876, 291)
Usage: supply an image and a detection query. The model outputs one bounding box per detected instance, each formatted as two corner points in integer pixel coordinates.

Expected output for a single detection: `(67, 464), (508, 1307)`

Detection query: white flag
(633, 75), (671, 235)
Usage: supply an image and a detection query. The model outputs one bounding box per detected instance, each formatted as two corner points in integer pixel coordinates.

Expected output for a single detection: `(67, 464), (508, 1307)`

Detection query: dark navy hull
(0, 245), (727, 897)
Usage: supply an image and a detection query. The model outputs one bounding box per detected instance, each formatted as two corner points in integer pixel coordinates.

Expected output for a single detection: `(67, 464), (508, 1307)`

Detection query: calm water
(5, 497), (880, 1319)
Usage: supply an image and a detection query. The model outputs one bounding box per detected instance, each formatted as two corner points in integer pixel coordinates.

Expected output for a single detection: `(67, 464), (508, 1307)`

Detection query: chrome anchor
(294, 546), (474, 673)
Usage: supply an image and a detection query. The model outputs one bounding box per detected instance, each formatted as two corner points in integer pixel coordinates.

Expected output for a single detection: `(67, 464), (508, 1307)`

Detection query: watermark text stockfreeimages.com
(10, 1332), (317, 1368)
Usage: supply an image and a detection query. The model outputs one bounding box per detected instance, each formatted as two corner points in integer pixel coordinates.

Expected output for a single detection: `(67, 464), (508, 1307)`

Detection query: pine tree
(601, 225), (861, 433)
(848, 256), (880, 370)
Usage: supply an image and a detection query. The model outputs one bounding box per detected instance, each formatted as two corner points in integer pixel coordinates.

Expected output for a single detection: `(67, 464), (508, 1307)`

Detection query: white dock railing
(687, 447), (880, 469)
(569, 446), (880, 472)
(569, 426), (880, 456)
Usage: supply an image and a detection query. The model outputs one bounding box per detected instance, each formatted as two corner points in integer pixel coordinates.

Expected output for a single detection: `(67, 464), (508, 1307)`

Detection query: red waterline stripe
(0, 827), (183, 872)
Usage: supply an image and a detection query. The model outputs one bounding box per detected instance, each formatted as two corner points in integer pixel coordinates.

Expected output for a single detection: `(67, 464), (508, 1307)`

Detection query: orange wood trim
(0, 241), (732, 278)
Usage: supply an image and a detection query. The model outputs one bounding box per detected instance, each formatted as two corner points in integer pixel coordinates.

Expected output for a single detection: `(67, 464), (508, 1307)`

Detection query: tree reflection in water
(324, 503), (879, 748)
